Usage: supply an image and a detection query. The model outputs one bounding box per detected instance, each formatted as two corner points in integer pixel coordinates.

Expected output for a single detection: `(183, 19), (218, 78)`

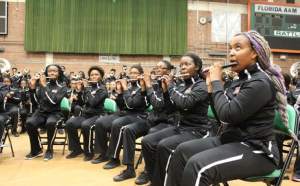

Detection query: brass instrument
(290, 62), (300, 77)
(87, 80), (99, 83)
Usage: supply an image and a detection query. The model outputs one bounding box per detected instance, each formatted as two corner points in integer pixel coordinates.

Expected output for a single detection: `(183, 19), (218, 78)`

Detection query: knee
(45, 121), (56, 128)
(65, 121), (74, 130)
(185, 154), (206, 173)
(95, 120), (104, 131)
(142, 134), (159, 149)
(141, 135), (152, 148)
(149, 127), (158, 134)
(123, 126), (134, 136)
(111, 121), (122, 131)
(157, 140), (169, 152)
(174, 143), (187, 156)
(81, 122), (92, 131)
(26, 119), (35, 128)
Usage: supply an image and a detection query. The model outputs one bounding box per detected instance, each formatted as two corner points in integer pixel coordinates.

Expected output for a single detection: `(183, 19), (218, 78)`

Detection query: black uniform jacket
(82, 82), (108, 117)
(168, 75), (209, 131)
(211, 63), (279, 165)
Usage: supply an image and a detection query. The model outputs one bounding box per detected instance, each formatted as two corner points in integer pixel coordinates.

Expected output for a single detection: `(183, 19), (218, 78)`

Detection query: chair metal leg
(6, 132), (15, 157)
(0, 126), (15, 157)
(135, 152), (143, 169)
(0, 134), (4, 153)
(62, 133), (68, 155)
(275, 141), (297, 186)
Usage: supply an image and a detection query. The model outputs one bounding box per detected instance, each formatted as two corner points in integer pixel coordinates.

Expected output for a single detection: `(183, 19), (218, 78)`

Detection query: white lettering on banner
(255, 4), (300, 16)
(274, 30), (300, 38)
(99, 55), (120, 64)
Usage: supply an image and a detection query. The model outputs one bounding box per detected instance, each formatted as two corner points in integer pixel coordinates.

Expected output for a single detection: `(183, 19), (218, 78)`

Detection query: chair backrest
(274, 104), (297, 135)
(60, 97), (71, 112)
(104, 98), (117, 113)
(207, 105), (216, 119)
(146, 105), (153, 112)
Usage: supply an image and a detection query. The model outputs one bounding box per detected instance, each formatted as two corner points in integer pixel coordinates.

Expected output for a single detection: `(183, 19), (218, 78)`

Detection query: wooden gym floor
(0, 134), (299, 186)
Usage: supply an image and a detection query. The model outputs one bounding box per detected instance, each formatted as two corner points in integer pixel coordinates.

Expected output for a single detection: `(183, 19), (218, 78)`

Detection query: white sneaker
(0, 143), (7, 148)
(292, 174), (300, 182)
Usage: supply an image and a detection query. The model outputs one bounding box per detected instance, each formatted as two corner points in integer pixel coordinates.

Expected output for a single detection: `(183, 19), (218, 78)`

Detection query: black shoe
(135, 171), (150, 185)
(66, 150), (83, 159)
(91, 155), (109, 164)
(44, 150), (53, 161)
(113, 169), (136, 182)
(25, 150), (43, 160)
(83, 153), (94, 161)
(103, 159), (121, 169)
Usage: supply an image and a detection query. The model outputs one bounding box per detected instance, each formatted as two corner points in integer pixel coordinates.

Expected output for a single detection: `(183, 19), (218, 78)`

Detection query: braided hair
(239, 30), (288, 127)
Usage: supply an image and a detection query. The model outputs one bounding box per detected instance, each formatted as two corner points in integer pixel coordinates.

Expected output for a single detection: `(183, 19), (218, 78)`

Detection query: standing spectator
(105, 68), (117, 83)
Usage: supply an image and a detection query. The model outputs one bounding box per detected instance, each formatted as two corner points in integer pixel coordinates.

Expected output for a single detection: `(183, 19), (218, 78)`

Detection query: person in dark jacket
(165, 31), (285, 186)
(65, 66), (107, 161)
(135, 60), (177, 185)
(66, 77), (85, 117)
(141, 53), (211, 186)
(104, 68), (117, 83)
(10, 67), (22, 88)
(1, 77), (21, 137)
(92, 80), (131, 165)
(108, 65), (150, 182)
(93, 65), (148, 181)
(0, 84), (10, 147)
(282, 73), (296, 105)
(25, 64), (68, 161)
(19, 78), (31, 133)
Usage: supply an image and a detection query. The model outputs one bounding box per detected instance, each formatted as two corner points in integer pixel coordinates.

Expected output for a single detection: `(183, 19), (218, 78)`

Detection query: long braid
(241, 31), (288, 127)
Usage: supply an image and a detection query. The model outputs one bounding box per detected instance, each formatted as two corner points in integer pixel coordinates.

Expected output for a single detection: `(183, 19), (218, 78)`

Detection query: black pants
(149, 123), (173, 134)
(26, 111), (63, 153)
(94, 114), (120, 155)
(166, 137), (277, 186)
(65, 115), (98, 155)
(295, 157), (300, 176)
(0, 114), (9, 143)
(106, 115), (147, 164)
(20, 104), (32, 132)
(122, 117), (149, 165)
(6, 106), (18, 133)
(142, 126), (209, 186)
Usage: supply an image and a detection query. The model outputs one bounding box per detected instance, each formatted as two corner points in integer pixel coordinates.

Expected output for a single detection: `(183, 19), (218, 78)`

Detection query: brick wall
(0, 0), (299, 76)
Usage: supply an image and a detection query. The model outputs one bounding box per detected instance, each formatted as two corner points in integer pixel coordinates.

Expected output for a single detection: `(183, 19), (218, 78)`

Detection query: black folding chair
(38, 117), (68, 155)
(0, 117), (15, 157)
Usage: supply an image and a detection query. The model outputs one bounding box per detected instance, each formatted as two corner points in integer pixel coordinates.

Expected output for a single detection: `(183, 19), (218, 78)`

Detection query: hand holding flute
(205, 62), (238, 93)
(39, 74), (47, 87)
(115, 79), (128, 92)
